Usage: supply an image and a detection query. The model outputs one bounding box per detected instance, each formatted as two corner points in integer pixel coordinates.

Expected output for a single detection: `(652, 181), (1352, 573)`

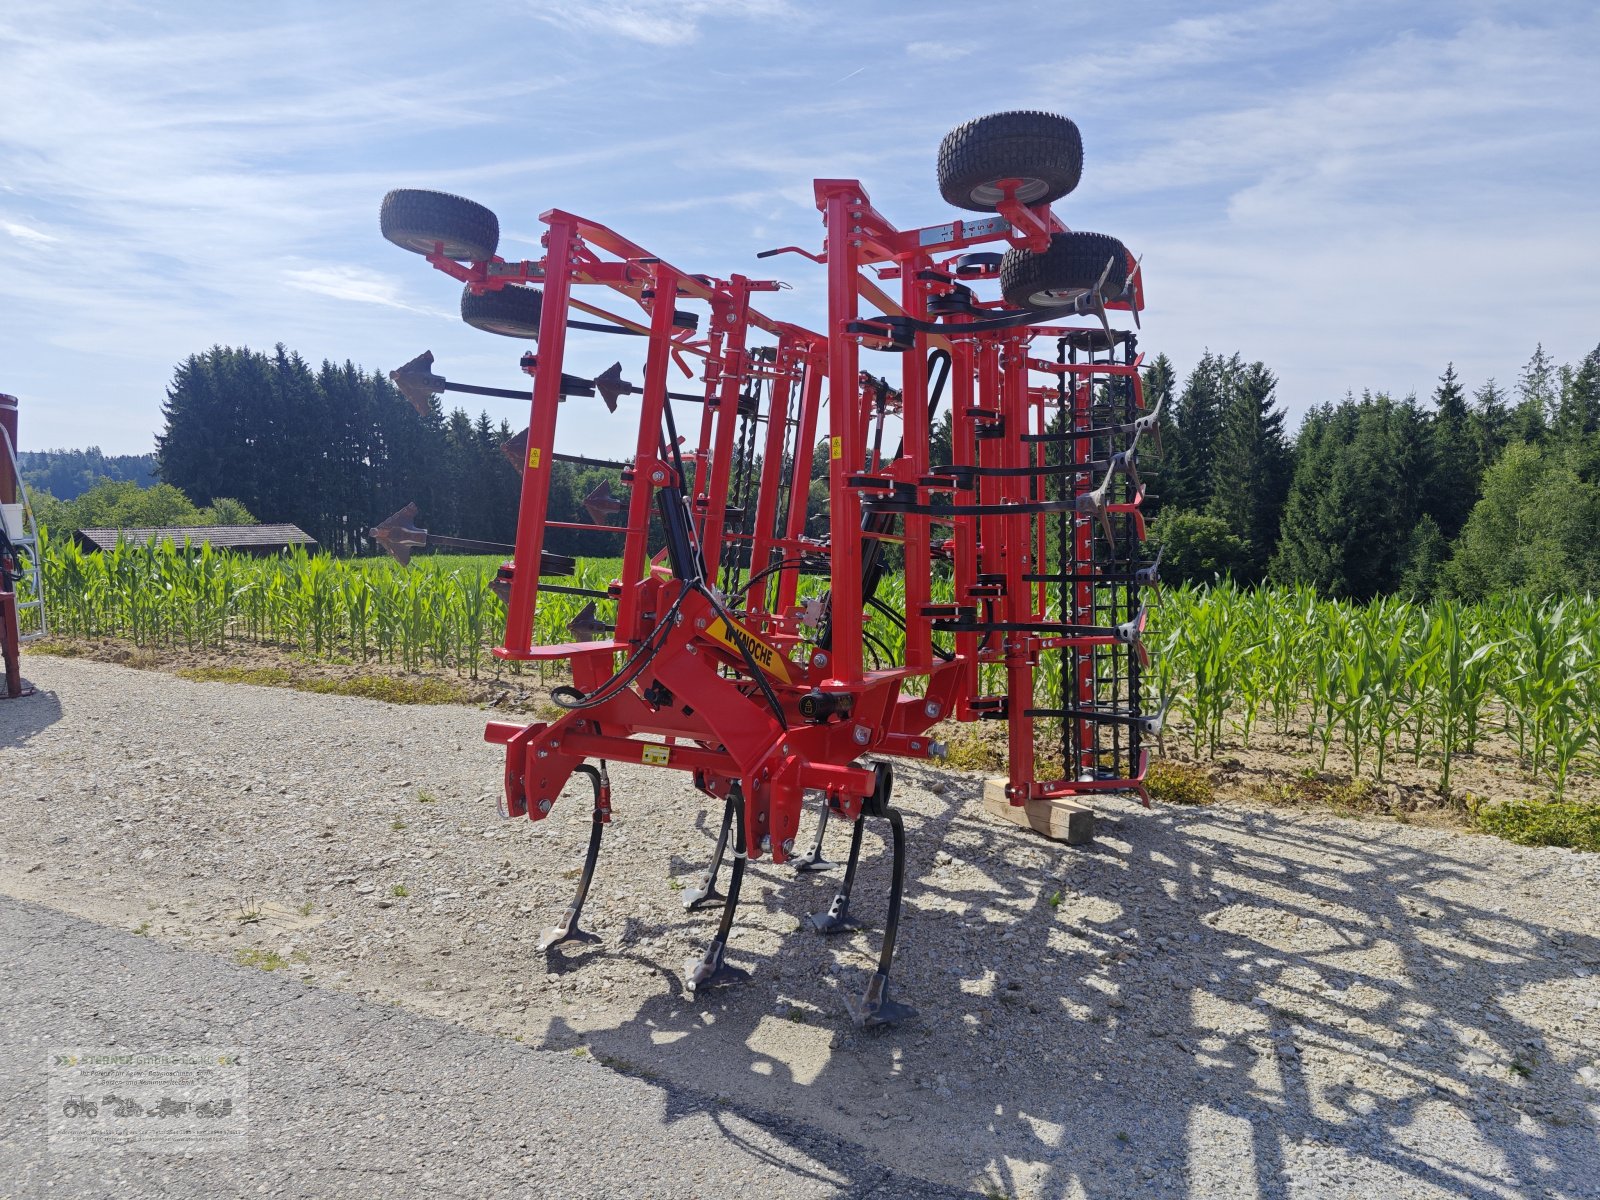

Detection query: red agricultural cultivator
(377, 111), (1159, 1026)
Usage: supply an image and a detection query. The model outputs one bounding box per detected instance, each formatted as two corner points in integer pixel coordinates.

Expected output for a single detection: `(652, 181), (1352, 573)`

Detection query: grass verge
(1471, 798), (1600, 852)
(174, 665), (469, 705)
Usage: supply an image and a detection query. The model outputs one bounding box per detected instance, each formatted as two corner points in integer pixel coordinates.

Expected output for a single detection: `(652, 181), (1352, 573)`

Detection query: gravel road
(3, 656), (1599, 1199)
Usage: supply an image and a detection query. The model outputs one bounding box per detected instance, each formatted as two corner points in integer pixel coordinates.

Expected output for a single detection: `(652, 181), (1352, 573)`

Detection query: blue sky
(2, 0), (1597, 457)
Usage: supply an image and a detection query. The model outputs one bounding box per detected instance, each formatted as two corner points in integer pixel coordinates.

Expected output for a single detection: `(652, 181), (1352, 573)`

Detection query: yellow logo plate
(703, 616), (794, 685)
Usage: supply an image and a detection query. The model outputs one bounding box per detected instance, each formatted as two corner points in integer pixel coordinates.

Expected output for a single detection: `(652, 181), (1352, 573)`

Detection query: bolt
(537, 798), (552, 814)
(781, 743), (791, 754)
(651, 469), (665, 483)
(852, 725), (871, 746)
(536, 749), (548, 759)
(760, 835), (772, 852)
(781, 838), (795, 856)
(929, 741), (949, 759)
(910, 740), (921, 751)
(813, 652), (828, 668)
(695, 618), (707, 630)
(686, 645), (697, 655)
(925, 701), (942, 719)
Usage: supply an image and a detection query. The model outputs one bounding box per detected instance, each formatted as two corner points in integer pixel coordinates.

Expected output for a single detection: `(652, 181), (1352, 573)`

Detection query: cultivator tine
(681, 799), (733, 912)
(538, 764), (609, 953)
(581, 481), (624, 524)
(842, 790), (917, 1029)
(565, 601), (611, 642)
(792, 806), (839, 873)
(368, 502), (427, 566)
(805, 813), (864, 931)
(684, 789), (752, 992)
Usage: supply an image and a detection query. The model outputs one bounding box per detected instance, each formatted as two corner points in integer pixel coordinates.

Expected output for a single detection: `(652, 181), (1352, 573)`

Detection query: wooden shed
(73, 524), (318, 556)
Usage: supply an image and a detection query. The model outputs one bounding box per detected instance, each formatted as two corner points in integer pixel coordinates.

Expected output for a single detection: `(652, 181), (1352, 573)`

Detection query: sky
(2, 0), (1598, 458)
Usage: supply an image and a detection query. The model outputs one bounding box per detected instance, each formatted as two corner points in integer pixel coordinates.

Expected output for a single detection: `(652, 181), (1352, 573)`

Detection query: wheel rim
(1028, 286), (1090, 308)
(478, 319), (537, 337)
(970, 176), (1049, 206)
(401, 234), (478, 260)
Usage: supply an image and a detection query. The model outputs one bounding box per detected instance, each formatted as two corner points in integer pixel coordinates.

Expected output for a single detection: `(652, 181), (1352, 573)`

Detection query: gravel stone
(3, 656), (1599, 1199)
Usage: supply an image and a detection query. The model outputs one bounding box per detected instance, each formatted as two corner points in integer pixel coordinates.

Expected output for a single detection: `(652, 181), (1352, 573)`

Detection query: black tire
(461, 284), (542, 338)
(937, 111), (1083, 213)
(381, 189), (499, 261)
(999, 232), (1128, 310)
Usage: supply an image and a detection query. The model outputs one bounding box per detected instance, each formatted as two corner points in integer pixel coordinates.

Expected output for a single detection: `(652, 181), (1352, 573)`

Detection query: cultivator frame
(379, 110), (1158, 1025)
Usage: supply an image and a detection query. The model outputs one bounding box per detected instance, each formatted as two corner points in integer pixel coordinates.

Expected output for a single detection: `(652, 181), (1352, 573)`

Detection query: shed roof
(74, 524), (317, 551)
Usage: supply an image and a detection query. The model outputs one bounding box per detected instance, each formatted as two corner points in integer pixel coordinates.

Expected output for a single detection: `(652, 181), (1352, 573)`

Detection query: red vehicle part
(378, 110), (1158, 1026)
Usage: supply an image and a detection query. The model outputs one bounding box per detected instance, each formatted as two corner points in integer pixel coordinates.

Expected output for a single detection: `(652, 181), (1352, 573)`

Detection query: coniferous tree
(1553, 344), (1600, 441)
(1205, 360), (1291, 580)
(1167, 351), (1229, 511)
(1424, 363), (1476, 539)
(1509, 343), (1556, 443)
(1469, 378), (1511, 477)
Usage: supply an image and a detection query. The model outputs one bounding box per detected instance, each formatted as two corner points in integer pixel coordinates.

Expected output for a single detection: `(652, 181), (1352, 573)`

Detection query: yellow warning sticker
(830, 436), (842, 460)
(641, 744), (671, 767)
(704, 616), (795, 685)
(528, 446), (542, 469)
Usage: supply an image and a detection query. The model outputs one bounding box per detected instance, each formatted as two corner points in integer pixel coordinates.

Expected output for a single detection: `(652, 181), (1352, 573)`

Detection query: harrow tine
(538, 764), (609, 953)
(684, 788), (752, 993)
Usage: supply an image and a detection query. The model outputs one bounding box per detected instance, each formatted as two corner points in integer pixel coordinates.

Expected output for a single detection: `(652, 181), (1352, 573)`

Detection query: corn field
(1147, 583), (1600, 798)
(38, 533), (615, 679)
(32, 534), (1599, 796)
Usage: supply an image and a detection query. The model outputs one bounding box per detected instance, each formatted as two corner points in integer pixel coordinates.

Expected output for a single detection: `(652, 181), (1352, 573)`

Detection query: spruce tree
(1424, 363), (1476, 538)
(1205, 360), (1290, 580)
(1510, 343), (1556, 443)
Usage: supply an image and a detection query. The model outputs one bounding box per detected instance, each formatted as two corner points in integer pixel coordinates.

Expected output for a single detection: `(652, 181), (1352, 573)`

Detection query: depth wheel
(937, 111), (1083, 213)
(462, 284), (542, 338)
(999, 231), (1128, 310)
(380, 189), (499, 261)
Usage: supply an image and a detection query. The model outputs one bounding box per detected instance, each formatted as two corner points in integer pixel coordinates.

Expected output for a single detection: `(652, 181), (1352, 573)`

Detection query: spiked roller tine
(1122, 255), (1144, 329)
(581, 480), (625, 524)
(368, 501), (428, 567)
(390, 351), (447, 417)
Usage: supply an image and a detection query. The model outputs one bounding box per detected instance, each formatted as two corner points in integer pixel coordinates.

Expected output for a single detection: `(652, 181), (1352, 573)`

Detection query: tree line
(154, 344), (623, 557)
(1142, 342), (1600, 600)
(125, 338), (1600, 603)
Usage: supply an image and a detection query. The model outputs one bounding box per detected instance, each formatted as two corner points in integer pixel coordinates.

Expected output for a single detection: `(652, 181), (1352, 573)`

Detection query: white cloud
(0, 218), (56, 245)
(527, 0), (794, 47)
(282, 265), (450, 318)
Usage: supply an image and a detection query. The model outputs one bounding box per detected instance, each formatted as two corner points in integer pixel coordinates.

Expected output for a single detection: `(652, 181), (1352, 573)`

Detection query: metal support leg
(805, 814), (864, 933)
(844, 805), (918, 1028)
(539, 764), (608, 953)
(681, 797), (732, 911)
(792, 805), (838, 873)
(684, 790), (751, 993)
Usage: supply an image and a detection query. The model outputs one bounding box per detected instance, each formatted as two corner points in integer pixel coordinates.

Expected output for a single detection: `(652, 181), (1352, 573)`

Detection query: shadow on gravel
(0, 685), (62, 749)
(520, 763), (1598, 1199)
